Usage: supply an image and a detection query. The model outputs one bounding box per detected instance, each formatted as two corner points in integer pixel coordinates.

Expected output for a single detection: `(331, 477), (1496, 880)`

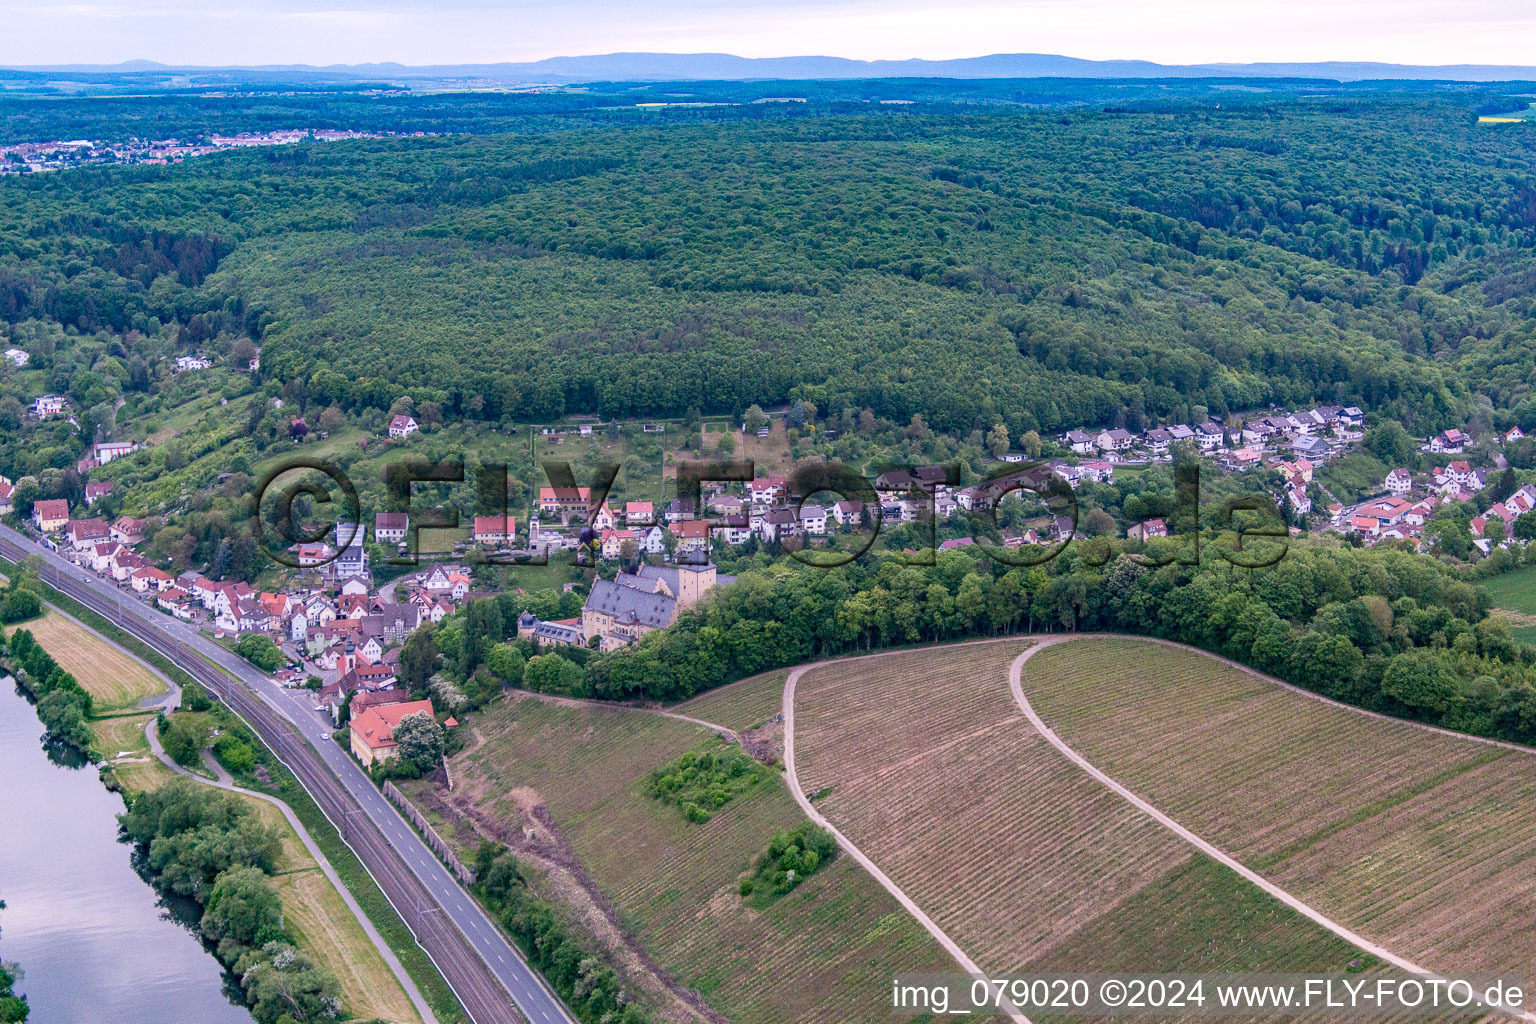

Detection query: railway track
(0, 531), (572, 1024)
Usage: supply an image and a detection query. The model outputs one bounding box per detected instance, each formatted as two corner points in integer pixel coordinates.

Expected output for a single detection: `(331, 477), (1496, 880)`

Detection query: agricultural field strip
(453, 694), (956, 1024)
(1009, 636), (1536, 1023)
(788, 640), (1198, 974)
(674, 669), (789, 732)
(783, 636), (1044, 1024)
(1022, 636), (1536, 982)
(512, 687), (749, 742)
(6, 606), (171, 711)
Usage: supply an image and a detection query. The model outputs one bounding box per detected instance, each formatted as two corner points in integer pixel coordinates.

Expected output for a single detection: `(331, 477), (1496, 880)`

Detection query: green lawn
(1480, 565), (1536, 616)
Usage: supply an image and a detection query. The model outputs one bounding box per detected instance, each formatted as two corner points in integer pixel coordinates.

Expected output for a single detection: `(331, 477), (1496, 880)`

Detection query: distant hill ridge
(8, 52), (1536, 83)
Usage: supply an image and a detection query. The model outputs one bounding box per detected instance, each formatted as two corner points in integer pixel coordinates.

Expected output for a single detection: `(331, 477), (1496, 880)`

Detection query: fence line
(383, 780), (476, 885)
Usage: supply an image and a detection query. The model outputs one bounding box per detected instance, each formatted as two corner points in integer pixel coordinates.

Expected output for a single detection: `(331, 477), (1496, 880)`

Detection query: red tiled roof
(350, 699), (434, 751)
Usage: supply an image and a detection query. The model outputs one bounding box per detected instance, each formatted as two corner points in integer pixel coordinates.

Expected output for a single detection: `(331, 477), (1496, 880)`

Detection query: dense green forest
(4, 92), (1536, 476)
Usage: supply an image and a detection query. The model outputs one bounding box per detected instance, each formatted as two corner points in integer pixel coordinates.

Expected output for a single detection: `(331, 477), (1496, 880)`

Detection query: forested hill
(4, 97), (1536, 437)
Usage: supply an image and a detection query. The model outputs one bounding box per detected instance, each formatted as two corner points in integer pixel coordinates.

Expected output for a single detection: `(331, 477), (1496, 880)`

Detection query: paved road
(0, 524), (575, 1024)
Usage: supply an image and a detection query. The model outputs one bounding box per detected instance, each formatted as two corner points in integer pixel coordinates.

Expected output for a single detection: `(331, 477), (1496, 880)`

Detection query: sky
(3, 0), (1536, 68)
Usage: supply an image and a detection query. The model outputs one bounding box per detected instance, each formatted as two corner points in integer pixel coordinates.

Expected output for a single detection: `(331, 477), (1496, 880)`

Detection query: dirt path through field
(1008, 635), (1536, 1024)
(782, 637), (1035, 1024)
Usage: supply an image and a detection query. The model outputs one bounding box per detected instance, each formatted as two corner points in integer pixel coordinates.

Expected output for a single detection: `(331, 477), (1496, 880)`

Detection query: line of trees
(472, 844), (653, 1024)
(3, 628), (93, 753)
(509, 537), (1536, 748)
(120, 778), (345, 1024)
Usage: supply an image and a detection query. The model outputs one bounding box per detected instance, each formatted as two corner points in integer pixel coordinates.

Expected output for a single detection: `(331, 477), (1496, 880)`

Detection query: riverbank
(0, 554), (469, 1024)
(2, 597), (430, 1024)
(0, 682), (255, 1024)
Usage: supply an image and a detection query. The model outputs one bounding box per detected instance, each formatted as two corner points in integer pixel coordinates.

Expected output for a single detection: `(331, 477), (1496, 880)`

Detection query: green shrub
(643, 743), (767, 824)
(740, 823), (837, 907)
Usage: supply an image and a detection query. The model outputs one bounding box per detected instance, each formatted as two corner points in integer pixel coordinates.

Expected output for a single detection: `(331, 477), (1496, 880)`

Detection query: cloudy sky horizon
(3, 0), (1535, 69)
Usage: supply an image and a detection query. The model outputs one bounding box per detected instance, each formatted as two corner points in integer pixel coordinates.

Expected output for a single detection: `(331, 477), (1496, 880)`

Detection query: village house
(599, 528), (635, 559)
(631, 523), (664, 554)
(157, 588), (195, 620)
(749, 476), (786, 505)
(623, 501), (654, 525)
(89, 542), (121, 573)
(1196, 422), (1225, 450)
(0, 480), (12, 515)
(294, 542), (336, 568)
(374, 512), (409, 544)
(332, 540), (369, 581)
(109, 548), (147, 583)
(718, 514), (751, 546)
(759, 507), (799, 544)
(1358, 497), (1413, 528)
(799, 504), (829, 535)
(831, 499), (864, 529)
(1221, 448), (1262, 472)
(1385, 468), (1413, 495)
(669, 518), (711, 554)
(92, 441), (137, 465)
(130, 566), (174, 593)
(1291, 435), (1331, 461)
(32, 395), (66, 418)
(709, 495), (744, 517)
(1429, 428), (1468, 454)
(538, 486), (591, 520)
(33, 499), (70, 532)
(1273, 459), (1313, 485)
(3, 348), (27, 367)
(1351, 515), (1381, 538)
(663, 497), (698, 523)
(65, 518), (110, 550)
(1095, 428), (1135, 453)
(1127, 519), (1168, 541)
(349, 698), (435, 767)
(472, 515), (517, 546)
(174, 355), (211, 372)
(1063, 430), (1096, 454)
(1504, 426), (1526, 446)
(84, 481), (115, 505)
(388, 414), (419, 438)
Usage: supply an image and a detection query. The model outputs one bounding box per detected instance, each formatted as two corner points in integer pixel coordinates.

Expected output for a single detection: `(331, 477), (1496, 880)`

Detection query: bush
(5, 630), (94, 752)
(213, 733), (257, 775)
(740, 823), (837, 907)
(180, 681), (214, 712)
(0, 588), (41, 624)
(644, 744), (767, 824)
(235, 634), (284, 672)
(159, 714), (210, 768)
(474, 848), (652, 1024)
(522, 653), (585, 696)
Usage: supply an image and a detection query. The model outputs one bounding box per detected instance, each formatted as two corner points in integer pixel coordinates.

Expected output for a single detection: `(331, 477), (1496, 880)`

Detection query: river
(0, 681), (255, 1024)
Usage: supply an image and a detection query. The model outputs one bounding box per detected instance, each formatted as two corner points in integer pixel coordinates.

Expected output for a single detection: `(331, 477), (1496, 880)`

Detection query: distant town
(0, 128), (428, 175)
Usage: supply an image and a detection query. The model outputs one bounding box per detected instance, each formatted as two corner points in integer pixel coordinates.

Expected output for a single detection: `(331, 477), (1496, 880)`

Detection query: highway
(0, 523), (576, 1024)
